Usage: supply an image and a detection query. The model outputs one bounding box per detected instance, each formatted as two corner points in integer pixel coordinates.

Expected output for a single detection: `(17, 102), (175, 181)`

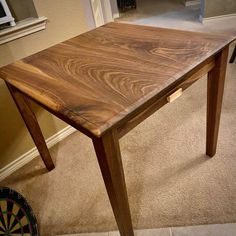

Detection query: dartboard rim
(0, 187), (40, 236)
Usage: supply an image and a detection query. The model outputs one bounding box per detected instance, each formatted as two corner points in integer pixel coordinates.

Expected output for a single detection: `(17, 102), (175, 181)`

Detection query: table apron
(117, 58), (215, 139)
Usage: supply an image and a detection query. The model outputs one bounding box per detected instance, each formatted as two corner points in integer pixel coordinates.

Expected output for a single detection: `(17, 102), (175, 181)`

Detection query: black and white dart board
(0, 187), (39, 235)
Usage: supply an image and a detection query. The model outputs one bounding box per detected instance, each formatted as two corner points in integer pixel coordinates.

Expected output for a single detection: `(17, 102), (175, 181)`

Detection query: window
(0, 0), (15, 26)
(0, 0), (47, 45)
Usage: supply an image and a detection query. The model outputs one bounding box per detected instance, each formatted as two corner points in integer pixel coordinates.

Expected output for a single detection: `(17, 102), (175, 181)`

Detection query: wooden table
(0, 23), (234, 236)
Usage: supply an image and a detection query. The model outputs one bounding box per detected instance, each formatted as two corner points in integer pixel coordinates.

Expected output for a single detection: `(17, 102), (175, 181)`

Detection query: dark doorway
(117, 0), (137, 12)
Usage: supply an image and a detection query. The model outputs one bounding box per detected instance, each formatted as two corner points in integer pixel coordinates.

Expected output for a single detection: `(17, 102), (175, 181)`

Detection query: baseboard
(0, 126), (76, 182)
(185, 0), (200, 7)
(113, 13), (120, 19)
(202, 13), (236, 23)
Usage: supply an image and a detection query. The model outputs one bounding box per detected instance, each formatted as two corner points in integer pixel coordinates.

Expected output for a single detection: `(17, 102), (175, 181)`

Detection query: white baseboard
(185, 0), (200, 7)
(0, 126), (76, 182)
(0, 17), (48, 45)
(202, 13), (236, 23)
(113, 13), (120, 19)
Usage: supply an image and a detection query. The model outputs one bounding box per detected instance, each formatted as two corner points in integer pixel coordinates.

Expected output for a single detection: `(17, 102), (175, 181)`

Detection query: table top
(0, 23), (234, 137)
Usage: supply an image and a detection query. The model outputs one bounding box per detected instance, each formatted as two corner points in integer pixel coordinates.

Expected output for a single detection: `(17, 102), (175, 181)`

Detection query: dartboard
(0, 187), (39, 236)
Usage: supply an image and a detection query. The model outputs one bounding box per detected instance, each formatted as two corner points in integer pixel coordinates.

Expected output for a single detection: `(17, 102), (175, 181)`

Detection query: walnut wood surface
(0, 23), (234, 137)
(6, 83), (55, 170)
(117, 58), (215, 138)
(206, 46), (229, 156)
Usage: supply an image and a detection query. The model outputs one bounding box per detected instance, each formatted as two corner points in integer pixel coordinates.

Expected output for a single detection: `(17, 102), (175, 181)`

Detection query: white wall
(110, 0), (119, 18)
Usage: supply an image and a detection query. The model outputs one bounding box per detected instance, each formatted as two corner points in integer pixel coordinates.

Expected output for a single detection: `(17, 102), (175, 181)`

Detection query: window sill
(0, 16), (47, 45)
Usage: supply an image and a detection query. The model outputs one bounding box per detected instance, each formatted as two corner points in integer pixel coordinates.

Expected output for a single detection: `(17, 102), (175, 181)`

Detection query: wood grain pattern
(117, 58), (215, 138)
(6, 83), (55, 170)
(0, 22), (234, 137)
(206, 46), (229, 157)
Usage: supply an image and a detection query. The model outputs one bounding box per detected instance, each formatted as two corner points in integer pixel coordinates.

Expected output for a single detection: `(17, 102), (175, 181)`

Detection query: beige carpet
(1, 43), (235, 235)
(117, 0), (236, 36)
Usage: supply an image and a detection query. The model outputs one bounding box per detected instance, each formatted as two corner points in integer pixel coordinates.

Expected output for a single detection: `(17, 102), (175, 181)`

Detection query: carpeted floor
(117, 0), (236, 36)
(1, 4), (236, 236)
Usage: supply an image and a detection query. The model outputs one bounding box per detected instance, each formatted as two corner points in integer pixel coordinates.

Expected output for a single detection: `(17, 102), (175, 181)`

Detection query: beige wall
(0, 0), (95, 169)
(203, 0), (236, 18)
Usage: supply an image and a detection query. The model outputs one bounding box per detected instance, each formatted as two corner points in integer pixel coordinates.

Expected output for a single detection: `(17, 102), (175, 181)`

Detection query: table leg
(206, 46), (229, 157)
(93, 129), (134, 236)
(6, 83), (55, 171)
(229, 45), (236, 63)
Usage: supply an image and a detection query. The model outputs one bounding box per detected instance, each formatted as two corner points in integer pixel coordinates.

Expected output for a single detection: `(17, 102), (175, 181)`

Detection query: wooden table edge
(0, 46), (228, 140)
